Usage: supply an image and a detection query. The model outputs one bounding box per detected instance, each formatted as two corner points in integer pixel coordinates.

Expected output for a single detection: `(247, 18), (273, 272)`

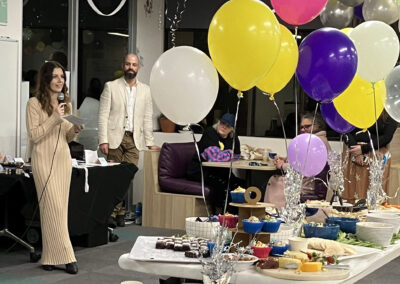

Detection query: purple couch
(158, 142), (211, 197)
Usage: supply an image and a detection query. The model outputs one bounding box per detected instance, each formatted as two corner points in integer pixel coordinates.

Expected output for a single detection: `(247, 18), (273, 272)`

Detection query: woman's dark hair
(35, 61), (71, 116)
(301, 112), (326, 132)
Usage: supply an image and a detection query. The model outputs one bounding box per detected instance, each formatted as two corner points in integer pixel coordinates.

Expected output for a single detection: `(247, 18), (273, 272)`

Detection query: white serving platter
(128, 236), (202, 264)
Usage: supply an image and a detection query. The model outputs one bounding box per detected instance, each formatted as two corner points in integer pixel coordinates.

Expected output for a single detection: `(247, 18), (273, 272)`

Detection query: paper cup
(288, 236), (308, 252)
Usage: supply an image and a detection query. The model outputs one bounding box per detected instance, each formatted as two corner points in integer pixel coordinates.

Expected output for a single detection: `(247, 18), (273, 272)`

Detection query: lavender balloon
(288, 134), (328, 177)
(320, 102), (355, 134)
(296, 27), (358, 103)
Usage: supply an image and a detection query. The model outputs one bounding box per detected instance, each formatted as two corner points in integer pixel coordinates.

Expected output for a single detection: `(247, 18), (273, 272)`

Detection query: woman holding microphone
(26, 61), (83, 274)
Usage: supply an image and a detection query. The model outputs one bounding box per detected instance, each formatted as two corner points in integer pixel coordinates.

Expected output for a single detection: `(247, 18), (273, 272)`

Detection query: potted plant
(159, 114), (176, 133)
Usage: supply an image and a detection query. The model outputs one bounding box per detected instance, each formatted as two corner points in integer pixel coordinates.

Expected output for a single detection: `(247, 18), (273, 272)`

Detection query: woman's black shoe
(65, 262), (78, 274)
(42, 265), (54, 271)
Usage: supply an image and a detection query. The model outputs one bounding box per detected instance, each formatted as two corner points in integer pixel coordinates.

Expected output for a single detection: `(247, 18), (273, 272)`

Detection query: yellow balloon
(256, 24), (298, 97)
(341, 27), (353, 36)
(208, 0), (281, 91)
(333, 75), (386, 129)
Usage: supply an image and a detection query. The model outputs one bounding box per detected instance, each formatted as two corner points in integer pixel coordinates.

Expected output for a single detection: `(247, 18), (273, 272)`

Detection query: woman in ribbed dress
(26, 61), (83, 274)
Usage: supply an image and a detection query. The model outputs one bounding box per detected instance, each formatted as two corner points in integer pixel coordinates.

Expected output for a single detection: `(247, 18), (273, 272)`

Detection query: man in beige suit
(98, 53), (160, 227)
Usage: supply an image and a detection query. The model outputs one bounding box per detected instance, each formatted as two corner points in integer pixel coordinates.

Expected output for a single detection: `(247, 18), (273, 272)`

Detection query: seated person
(186, 113), (244, 214)
(264, 113), (331, 208)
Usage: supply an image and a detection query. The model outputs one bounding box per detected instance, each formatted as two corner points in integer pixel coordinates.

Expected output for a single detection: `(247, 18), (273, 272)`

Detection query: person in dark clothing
(343, 110), (398, 203)
(186, 113), (244, 214)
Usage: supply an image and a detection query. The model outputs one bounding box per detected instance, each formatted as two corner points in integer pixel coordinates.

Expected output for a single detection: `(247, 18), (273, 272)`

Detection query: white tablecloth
(119, 238), (400, 284)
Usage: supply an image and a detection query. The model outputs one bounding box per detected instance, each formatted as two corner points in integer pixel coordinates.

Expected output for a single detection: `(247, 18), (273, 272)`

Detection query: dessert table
(118, 236), (400, 283)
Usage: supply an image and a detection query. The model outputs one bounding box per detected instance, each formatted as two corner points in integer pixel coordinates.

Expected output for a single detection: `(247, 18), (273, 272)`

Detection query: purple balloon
(288, 133), (328, 177)
(320, 102), (355, 134)
(354, 3), (364, 21)
(296, 28), (358, 103)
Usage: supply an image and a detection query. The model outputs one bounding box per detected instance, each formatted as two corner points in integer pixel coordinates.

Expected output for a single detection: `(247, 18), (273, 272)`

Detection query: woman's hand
(54, 103), (66, 116)
(349, 145), (362, 156)
(74, 124), (84, 133)
(274, 156), (286, 169)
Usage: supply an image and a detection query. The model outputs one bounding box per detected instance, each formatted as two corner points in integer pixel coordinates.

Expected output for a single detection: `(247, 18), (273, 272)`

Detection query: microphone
(57, 93), (65, 104)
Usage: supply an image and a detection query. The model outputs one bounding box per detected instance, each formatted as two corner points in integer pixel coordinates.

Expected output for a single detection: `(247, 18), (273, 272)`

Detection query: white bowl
(356, 222), (394, 247)
(185, 217), (220, 239)
(223, 253), (258, 272)
(366, 212), (400, 234)
(288, 236), (308, 252)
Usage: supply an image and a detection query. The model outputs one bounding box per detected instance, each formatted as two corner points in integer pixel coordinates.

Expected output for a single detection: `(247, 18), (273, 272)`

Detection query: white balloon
(320, 0), (354, 29)
(338, 0), (364, 7)
(384, 66), (400, 123)
(150, 46), (219, 125)
(362, 0), (399, 25)
(349, 21), (399, 82)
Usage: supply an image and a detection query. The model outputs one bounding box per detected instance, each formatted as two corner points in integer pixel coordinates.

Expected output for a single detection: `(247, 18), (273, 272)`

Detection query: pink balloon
(288, 133), (328, 177)
(271, 0), (329, 26)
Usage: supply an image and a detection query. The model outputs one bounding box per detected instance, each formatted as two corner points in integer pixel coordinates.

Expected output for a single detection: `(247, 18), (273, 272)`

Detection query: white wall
(0, 1), (22, 157)
(137, 0), (164, 131)
(131, 0), (165, 205)
(0, 1), (22, 38)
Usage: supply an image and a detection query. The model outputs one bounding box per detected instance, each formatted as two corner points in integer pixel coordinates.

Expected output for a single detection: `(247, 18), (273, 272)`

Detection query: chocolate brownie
(155, 240), (166, 249)
(185, 250), (200, 258)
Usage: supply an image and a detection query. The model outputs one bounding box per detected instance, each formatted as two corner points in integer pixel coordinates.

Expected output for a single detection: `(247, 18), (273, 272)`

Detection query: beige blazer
(98, 77), (155, 151)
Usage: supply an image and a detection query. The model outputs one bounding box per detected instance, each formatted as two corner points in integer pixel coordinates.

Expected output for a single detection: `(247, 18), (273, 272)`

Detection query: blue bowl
(207, 241), (230, 255)
(270, 243), (290, 256)
(269, 153), (277, 159)
(303, 223), (340, 240)
(262, 219), (282, 233)
(230, 192), (246, 203)
(305, 207), (319, 217)
(207, 241), (215, 255)
(325, 217), (359, 234)
(242, 220), (263, 234)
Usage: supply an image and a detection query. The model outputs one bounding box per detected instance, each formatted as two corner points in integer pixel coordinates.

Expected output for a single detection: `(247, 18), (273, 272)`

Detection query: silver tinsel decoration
(281, 166), (306, 236)
(200, 226), (252, 283)
(366, 155), (387, 210)
(144, 0), (153, 15)
(165, 0), (189, 47)
(327, 150), (348, 201)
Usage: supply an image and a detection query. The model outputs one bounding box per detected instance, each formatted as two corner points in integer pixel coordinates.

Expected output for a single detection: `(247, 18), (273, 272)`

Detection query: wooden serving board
(256, 267), (349, 281)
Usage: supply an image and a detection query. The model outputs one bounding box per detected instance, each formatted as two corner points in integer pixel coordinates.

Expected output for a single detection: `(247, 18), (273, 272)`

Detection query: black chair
(0, 172), (40, 262)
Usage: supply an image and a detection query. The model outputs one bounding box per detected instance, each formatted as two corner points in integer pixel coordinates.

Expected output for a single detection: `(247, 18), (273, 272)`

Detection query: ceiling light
(107, 32), (129, 38)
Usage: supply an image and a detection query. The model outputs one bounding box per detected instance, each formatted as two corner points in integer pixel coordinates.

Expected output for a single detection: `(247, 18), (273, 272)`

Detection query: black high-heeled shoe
(42, 265), (54, 271)
(65, 262), (78, 274)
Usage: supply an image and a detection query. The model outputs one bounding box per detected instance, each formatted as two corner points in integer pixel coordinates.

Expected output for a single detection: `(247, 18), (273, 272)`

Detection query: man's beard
(124, 70), (137, 80)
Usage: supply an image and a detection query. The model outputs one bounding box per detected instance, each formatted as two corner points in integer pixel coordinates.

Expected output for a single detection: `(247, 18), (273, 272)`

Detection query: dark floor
(0, 223), (399, 284)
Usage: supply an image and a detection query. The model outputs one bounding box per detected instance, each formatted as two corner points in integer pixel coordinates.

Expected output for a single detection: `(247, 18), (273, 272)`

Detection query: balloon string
(223, 91), (242, 215)
(372, 82), (380, 154)
(293, 27), (299, 136)
(268, 93), (288, 157)
(367, 130), (377, 162)
(302, 102), (319, 173)
(189, 123), (210, 218)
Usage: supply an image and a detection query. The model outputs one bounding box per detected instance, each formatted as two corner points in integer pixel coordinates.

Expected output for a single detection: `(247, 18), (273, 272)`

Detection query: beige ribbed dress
(26, 97), (77, 265)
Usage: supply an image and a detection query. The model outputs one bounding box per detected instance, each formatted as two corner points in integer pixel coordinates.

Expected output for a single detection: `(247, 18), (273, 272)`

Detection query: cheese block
(300, 262), (322, 272)
(283, 251), (309, 262)
(278, 257), (301, 268)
